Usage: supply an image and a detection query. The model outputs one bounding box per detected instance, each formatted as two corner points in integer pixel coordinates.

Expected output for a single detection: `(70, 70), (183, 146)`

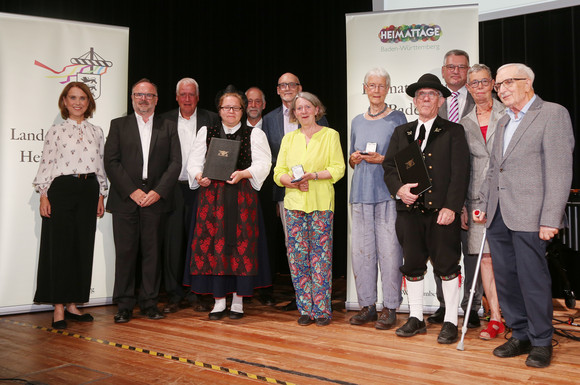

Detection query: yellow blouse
(274, 126), (345, 213)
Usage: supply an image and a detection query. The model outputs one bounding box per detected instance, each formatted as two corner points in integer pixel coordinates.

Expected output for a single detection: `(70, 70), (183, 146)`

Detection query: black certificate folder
(203, 137), (241, 181)
(394, 141), (432, 195)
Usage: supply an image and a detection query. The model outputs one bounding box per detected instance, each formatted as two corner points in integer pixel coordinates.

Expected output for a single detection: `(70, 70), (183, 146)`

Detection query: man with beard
(105, 78), (181, 323)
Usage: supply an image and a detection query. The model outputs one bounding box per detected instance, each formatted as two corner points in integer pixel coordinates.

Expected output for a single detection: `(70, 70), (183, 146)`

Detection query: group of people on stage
(32, 48), (574, 369)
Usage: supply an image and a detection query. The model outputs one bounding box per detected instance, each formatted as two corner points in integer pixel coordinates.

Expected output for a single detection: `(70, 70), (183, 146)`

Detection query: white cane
(457, 222), (486, 351)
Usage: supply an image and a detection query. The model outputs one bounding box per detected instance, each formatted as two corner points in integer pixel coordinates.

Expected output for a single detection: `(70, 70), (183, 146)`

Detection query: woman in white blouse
(186, 86), (271, 320)
(33, 82), (107, 329)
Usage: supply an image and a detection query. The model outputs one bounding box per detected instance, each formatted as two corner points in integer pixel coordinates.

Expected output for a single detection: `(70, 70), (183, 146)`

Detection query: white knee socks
(406, 279), (424, 320)
(231, 292), (244, 313)
(442, 277), (460, 325)
(211, 297), (226, 313)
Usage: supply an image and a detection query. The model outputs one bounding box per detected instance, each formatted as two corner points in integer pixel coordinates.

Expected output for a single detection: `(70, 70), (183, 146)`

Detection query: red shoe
(479, 320), (505, 340)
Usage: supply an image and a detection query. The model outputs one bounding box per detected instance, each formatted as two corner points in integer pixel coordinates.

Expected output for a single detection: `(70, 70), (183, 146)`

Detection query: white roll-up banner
(0, 12), (128, 315)
(345, 5), (479, 311)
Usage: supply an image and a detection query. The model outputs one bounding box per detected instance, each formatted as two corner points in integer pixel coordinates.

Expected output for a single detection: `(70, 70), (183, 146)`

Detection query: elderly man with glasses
(474, 63), (574, 368)
(428, 49), (480, 328)
(383, 73), (470, 344)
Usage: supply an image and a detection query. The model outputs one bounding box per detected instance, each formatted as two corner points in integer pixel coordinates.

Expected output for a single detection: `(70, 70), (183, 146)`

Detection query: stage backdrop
(345, 5), (478, 311)
(0, 13), (128, 315)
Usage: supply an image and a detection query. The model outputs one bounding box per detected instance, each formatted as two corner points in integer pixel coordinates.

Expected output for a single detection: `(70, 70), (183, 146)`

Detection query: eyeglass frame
(364, 83), (387, 91)
(277, 82), (300, 90)
(219, 106), (243, 112)
(443, 64), (469, 71)
(132, 92), (157, 100)
(493, 78), (527, 92)
(467, 78), (493, 88)
(415, 90), (443, 99)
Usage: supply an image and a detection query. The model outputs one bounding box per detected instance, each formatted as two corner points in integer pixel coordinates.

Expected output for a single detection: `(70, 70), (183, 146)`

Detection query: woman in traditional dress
(187, 86), (271, 320)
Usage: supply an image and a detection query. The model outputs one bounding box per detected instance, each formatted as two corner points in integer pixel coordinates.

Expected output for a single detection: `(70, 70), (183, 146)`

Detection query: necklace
(476, 103), (493, 115)
(367, 103), (388, 118)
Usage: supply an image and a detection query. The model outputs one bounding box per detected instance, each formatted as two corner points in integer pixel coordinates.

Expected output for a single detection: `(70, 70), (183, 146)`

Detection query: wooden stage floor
(1, 277), (579, 385)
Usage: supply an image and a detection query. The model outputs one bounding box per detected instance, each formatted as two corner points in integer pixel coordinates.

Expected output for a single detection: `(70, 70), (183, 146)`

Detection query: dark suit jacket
(262, 105), (329, 201)
(438, 91), (475, 121)
(104, 113), (182, 214)
(383, 116), (470, 213)
(161, 107), (220, 133)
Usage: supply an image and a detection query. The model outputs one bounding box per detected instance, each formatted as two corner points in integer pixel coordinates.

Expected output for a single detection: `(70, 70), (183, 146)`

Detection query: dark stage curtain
(1, 1), (578, 277)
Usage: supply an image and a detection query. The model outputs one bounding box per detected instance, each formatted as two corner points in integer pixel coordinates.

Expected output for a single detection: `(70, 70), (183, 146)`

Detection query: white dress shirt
(414, 117), (437, 152)
(446, 85), (468, 119)
(135, 113), (153, 179)
(177, 108), (198, 181)
(283, 105), (298, 135)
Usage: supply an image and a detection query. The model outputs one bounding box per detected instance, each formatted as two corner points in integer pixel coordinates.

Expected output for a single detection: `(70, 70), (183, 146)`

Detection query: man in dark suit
(474, 63), (574, 368)
(160, 78), (219, 314)
(105, 78), (182, 323)
(430, 48), (479, 327)
(383, 73), (470, 344)
(262, 72), (328, 310)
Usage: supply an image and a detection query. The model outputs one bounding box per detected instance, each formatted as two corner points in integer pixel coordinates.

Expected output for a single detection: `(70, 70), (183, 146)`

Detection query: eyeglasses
(493, 78), (527, 92)
(443, 64), (469, 71)
(277, 82), (300, 89)
(467, 78), (492, 88)
(416, 90), (441, 99)
(220, 106), (243, 112)
(365, 83), (386, 91)
(295, 104), (313, 112)
(133, 92), (157, 100)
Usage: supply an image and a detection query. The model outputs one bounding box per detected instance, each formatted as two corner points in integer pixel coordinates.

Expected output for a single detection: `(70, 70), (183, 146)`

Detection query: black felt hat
(406, 73), (451, 98)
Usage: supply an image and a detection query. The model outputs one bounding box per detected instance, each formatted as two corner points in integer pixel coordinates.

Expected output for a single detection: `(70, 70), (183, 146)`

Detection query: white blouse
(187, 123), (272, 190)
(33, 118), (108, 196)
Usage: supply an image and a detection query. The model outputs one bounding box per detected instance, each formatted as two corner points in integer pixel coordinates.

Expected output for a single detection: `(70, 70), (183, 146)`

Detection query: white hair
(176, 77), (199, 95)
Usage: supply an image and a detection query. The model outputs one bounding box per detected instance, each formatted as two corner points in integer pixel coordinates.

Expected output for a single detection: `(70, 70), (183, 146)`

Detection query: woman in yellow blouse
(274, 92), (345, 326)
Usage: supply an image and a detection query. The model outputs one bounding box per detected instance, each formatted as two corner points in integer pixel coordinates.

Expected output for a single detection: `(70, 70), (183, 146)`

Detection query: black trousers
(112, 207), (165, 311)
(35, 175), (99, 304)
(162, 182), (197, 303)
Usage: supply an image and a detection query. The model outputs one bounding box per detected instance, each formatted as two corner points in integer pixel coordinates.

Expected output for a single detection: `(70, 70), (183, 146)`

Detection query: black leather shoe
(466, 310), (481, 328)
(258, 294), (276, 306)
(114, 310), (132, 324)
(191, 301), (211, 312)
(163, 302), (180, 313)
(51, 319), (67, 329)
(316, 317), (331, 326)
(395, 317), (427, 337)
(427, 307), (445, 324)
(564, 289), (576, 309)
(437, 322), (458, 344)
(375, 308), (397, 330)
(349, 305), (377, 325)
(525, 346), (553, 368)
(64, 310), (94, 322)
(209, 310), (227, 320)
(493, 337), (532, 358)
(141, 307), (165, 320)
(297, 315), (314, 326)
(229, 311), (244, 319)
(283, 299), (298, 311)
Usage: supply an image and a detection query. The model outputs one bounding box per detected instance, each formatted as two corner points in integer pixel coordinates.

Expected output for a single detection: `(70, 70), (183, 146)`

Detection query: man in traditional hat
(382, 73), (470, 343)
